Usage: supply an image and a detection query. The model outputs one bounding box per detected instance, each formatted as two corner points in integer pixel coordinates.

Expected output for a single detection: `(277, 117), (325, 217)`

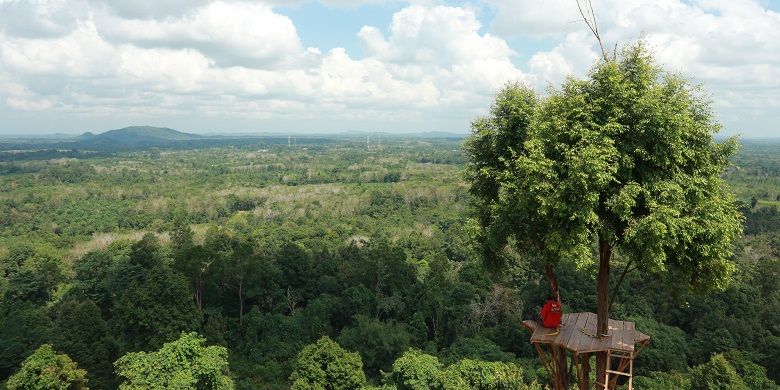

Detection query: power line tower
(366, 134), (370, 150)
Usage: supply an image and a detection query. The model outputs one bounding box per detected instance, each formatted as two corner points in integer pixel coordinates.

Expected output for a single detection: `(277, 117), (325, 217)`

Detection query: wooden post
(556, 346), (569, 389)
(581, 352), (591, 390)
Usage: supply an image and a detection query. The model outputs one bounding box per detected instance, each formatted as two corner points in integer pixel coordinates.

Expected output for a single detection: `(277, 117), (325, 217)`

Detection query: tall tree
(72, 251), (114, 312)
(114, 332), (233, 390)
(216, 241), (278, 323)
(174, 245), (214, 312)
(289, 336), (366, 390)
(112, 266), (199, 352)
(7, 344), (89, 390)
(464, 43), (743, 388)
(51, 299), (116, 389)
(2, 245), (65, 305)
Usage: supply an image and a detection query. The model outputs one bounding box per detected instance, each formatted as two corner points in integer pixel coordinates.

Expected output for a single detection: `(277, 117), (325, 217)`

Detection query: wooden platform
(522, 312), (650, 354)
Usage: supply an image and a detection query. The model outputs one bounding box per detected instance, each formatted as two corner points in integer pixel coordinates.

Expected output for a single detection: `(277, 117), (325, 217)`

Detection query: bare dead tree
(286, 286), (299, 314)
(576, 0), (610, 61)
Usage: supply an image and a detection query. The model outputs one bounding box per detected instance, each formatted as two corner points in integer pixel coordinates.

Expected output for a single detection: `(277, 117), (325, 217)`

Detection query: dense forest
(0, 127), (778, 389)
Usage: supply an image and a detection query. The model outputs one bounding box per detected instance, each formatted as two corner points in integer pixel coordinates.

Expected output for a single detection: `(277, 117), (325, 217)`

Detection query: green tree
(128, 233), (163, 270)
(2, 246), (65, 305)
(337, 315), (411, 375)
(721, 350), (778, 390)
(72, 251), (114, 310)
(383, 349), (445, 390)
(7, 344), (89, 390)
(114, 332), (233, 390)
(289, 336), (366, 390)
(690, 353), (748, 390)
(174, 245), (214, 312)
(112, 266), (199, 352)
(626, 316), (687, 374)
(633, 371), (691, 390)
(445, 359), (534, 390)
(384, 350), (539, 390)
(51, 300), (116, 389)
(0, 301), (53, 378)
(215, 241), (279, 323)
(463, 43), (743, 387)
(170, 218), (195, 255)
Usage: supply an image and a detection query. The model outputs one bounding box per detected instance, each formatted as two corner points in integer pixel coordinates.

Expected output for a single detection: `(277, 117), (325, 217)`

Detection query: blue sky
(0, 0), (778, 137)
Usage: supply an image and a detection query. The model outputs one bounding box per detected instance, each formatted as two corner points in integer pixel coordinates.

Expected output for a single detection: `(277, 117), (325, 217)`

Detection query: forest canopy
(0, 131), (777, 389)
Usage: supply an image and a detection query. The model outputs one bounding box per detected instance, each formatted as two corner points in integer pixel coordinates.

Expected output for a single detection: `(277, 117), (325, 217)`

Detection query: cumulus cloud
(99, 2), (318, 69)
(485, 0), (780, 135)
(0, 0), (776, 135)
(0, 0), (526, 130)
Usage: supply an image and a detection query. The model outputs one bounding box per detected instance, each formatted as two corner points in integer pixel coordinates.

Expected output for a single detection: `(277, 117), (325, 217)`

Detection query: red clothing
(540, 300), (562, 328)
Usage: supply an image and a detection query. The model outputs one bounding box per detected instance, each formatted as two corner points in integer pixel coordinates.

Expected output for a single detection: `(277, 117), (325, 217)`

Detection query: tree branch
(575, 0), (609, 61)
(608, 260), (635, 311)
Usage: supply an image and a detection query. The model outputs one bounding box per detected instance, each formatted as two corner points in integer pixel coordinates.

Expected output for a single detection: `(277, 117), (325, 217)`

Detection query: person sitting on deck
(539, 294), (562, 335)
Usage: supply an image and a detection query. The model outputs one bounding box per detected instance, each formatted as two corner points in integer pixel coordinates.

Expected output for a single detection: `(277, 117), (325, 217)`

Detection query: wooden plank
(562, 312), (581, 351)
(527, 312), (647, 355)
(587, 313), (606, 353)
(566, 312), (589, 351)
(562, 313), (576, 345)
(621, 320), (635, 353)
(610, 319), (626, 351)
(548, 313), (571, 345)
(530, 313), (569, 344)
(634, 330), (651, 344)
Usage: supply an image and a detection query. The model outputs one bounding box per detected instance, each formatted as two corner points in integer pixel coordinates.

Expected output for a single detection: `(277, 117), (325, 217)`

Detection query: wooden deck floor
(522, 312), (650, 354)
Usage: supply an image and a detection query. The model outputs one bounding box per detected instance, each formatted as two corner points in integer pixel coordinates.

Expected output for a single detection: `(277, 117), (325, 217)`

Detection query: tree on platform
(464, 43), (742, 388)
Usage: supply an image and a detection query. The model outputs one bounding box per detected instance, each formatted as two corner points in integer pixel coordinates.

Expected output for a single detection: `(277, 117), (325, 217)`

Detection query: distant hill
(72, 126), (203, 150)
(83, 126), (201, 142)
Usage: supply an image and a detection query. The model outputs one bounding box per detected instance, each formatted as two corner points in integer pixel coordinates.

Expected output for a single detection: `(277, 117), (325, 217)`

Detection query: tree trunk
(545, 263), (561, 302)
(544, 263), (568, 388)
(595, 237), (612, 388)
(195, 277), (203, 311)
(238, 281), (244, 324)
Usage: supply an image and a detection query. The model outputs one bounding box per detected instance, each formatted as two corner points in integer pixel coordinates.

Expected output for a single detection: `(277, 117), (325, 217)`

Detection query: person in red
(539, 294), (562, 335)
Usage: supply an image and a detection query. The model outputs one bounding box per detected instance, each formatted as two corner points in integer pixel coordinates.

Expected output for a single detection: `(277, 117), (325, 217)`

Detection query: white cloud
(527, 31), (598, 87)
(485, 0), (780, 136)
(0, 1), (527, 130)
(0, 0), (88, 38)
(100, 1), (317, 69)
(0, 21), (116, 77)
(0, 0), (777, 136)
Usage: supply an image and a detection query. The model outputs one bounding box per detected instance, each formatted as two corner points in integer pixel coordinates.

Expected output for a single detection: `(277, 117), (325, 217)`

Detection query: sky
(0, 0), (778, 137)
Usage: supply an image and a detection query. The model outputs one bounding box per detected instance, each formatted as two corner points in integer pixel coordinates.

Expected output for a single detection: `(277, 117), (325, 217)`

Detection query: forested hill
(68, 126), (197, 149)
(0, 126), (315, 154)
(82, 126), (202, 142)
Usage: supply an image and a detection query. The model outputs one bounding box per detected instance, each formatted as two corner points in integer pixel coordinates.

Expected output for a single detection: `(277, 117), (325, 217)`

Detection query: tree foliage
(114, 332), (233, 390)
(289, 336), (366, 390)
(0, 136), (775, 389)
(464, 41), (742, 289)
(383, 349), (540, 390)
(7, 344), (89, 390)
